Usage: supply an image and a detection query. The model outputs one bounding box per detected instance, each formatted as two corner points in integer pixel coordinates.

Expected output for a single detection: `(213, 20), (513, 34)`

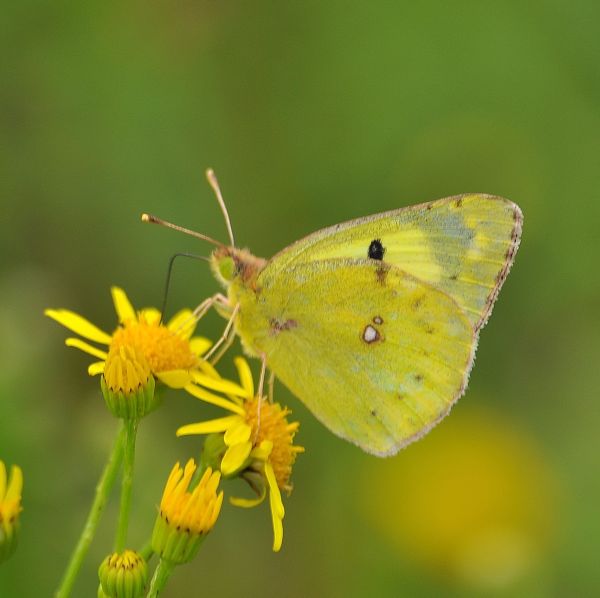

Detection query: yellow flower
(0, 461), (23, 564)
(359, 405), (559, 591)
(177, 357), (304, 551)
(45, 287), (212, 389)
(152, 461), (223, 564)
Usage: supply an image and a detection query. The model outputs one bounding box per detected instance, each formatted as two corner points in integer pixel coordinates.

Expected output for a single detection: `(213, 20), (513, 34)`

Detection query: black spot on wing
(368, 239), (385, 260)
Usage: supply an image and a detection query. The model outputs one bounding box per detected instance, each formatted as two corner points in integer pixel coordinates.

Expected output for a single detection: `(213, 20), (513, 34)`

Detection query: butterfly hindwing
(236, 260), (475, 455)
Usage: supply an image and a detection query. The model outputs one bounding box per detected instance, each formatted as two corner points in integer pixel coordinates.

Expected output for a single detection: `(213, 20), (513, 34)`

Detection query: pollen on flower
(244, 398), (304, 493)
(111, 314), (198, 374)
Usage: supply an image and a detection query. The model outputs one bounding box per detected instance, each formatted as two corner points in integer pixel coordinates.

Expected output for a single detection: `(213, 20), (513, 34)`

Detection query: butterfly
(144, 171), (522, 456)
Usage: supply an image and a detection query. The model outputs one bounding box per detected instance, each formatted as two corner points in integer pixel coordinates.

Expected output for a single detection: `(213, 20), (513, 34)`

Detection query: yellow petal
(271, 499), (284, 552)
(6, 465), (23, 501)
(221, 441), (252, 475)
(234, 357), (254, 397)
(224, 421), (252, 446)
(87, 361), (106, 376)
(167, 309), (197, 339)
(189, 337), (212, 356)
(184, 384), (245, 415)
(156, 369), (192, 388)
(65, 338), (108, 360)
(0, 461), (6, 499)
(45, 309), (112, 344)
(110, 287), (136, 323)
(230, 490), (266, 509)
(265, 462), (284, 519)
(192, 371), (250, 398)
(250, 440), (273, 461)
(197, 360), (222, 379)
(176, 415), (242, 436)
(139, 308), (161, 325)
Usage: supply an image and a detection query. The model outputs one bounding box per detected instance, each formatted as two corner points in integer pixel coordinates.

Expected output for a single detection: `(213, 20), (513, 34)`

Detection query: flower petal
(265, 462), (285, 519)
(230, 489), (266, 509)
(167, 309), (197, 339)
(265, 462), (285, 552)
(192, 371), (250, 398)
(234, 357), (254, 397)
(6, 465), (23, 501)
(156, 369), (193, 388)
(197, 360), (222, 379)
(250, 440), (273, 461)
(177, 415), (241, 436)
(189, 337), (212, 356)
(139, 308), (161, 325)
(184, 384), (245, 415)
(0, 461), (6, 498)
(65, 338), (108, 360)
(270, 498), (284, 552)
(110, 287), (136, 323)
(221, 441), (252, 476)
(45, 309), (112, 344)
(224, 421), (252, 446)
(88, 361), (106, 376)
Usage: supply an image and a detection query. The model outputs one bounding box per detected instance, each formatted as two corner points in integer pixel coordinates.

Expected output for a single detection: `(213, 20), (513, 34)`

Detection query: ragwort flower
(45, 287), (212, 389)
(0, 461), (23, 564)
(177, 357), (304, 551)
(152, 460), (223, 564)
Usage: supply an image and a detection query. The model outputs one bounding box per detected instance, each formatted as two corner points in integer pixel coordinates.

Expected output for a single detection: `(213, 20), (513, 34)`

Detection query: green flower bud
(101, 346), (160, 420)
(98, 550), (148, 598)
(152, 461), (223, 565)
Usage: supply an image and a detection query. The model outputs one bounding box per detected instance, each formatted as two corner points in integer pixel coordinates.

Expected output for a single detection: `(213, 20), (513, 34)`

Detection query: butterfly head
(210, 246), (266, 289)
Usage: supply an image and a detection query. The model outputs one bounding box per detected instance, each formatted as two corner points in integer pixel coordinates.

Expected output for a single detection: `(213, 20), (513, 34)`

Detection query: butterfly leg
(254, 353), (268, 442)
(192, 292), (228, 321)
(209, 320), (237, 366)
(267, 370), (275, 404)
(257, 353), (267, 398)
(203, 302), (240, 361)
(171, 292), (228, 335)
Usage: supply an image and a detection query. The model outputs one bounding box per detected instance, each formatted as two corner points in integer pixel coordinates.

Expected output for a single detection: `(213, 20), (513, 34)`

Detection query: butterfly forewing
(263, 194), (522, 331)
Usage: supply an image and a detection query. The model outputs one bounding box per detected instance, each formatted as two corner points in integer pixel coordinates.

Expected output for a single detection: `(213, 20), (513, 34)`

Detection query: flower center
(111, 315), (198, 374)
(243, 398), (303, 493)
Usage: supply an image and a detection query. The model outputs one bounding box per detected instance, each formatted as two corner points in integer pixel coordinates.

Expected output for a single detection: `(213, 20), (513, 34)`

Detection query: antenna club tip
(141, 213), (151, 222)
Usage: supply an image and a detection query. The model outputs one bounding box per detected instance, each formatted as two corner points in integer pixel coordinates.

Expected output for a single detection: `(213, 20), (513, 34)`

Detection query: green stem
(54, 425), (126, 598)
(138, 539), (154, 561)
(115, 417), (138, 551)
(146, 558), (175, 597)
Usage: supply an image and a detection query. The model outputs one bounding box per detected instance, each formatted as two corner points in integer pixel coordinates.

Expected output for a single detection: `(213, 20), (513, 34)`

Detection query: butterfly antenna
(141, 213), (225, 248)
(159, 252), (209, 324)
(206, 168), (236, 247)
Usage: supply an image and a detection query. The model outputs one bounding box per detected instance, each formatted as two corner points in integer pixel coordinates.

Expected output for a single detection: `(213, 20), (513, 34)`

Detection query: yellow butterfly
(144, 171), (522, 456)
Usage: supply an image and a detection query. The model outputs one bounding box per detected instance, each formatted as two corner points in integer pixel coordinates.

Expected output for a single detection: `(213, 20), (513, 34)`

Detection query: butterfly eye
(368, 239), (385, 260)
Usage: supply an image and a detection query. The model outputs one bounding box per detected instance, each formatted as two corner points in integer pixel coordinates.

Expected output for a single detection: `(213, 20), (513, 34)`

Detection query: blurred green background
(2, 1), (599, 596)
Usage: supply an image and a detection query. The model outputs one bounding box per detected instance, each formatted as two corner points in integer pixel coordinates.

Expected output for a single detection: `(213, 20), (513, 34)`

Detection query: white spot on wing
(363, 325), (378, 343)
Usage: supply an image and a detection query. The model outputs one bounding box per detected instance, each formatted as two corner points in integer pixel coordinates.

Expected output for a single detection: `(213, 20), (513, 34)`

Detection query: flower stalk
(55, 425), (125, 598)
(146, 558), (175, 598)
(115, 418), (138, 552)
